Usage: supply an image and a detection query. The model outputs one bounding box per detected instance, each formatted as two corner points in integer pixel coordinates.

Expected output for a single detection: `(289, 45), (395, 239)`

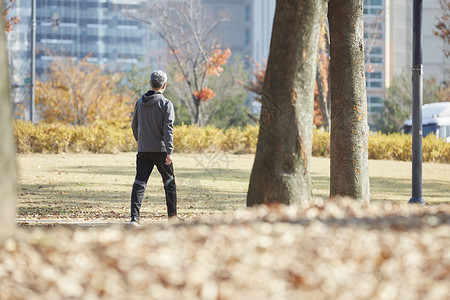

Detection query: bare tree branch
(126, 0), (229, 125)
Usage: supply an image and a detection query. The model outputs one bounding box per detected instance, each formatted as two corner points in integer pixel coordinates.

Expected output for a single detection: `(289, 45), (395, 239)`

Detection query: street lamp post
(409, 0), (425, 204)
(30, 0), (36, 123)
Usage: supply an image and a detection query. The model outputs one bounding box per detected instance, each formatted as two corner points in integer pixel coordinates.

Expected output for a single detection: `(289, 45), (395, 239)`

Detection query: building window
(366, 71), (384, 89)
(245, 28), (250, 45)
(370, 82), (383, 88)
(369, 72), (382, 79)
(364, 0), (383, 15)
(367, 96), (384, 113)
(370, 57), (383, 64)
(367, 47), (383, 65)
(370, 47), (382, 55)
(245, 5), (251, 22)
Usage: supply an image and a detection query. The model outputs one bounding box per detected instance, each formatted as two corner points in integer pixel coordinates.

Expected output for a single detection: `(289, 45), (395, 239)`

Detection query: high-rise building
(7, 0), (150, 118)
(201, 0), (275, 113)
(364, 0), (387, 116)
(202, 0), (275, 65)
(35, 0), (146, 74)
(385, 0), (449, 83)
(364, 0), (449, 128)
(6, 0), (32, 115)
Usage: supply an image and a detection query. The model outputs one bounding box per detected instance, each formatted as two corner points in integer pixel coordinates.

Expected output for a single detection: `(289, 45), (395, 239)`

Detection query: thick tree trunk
(328, 0), (370, 201)
(0, 0), (17, 238)
(247, 0), (326, 206)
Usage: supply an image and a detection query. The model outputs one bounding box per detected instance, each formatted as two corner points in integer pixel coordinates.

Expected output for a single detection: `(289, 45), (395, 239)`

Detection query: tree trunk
(192, 94), (200, 125)
(247, 0), (326, 206)
(0, 0), (17, 238)
(316, 63), (330, 131)
(328, 0), (370, 201)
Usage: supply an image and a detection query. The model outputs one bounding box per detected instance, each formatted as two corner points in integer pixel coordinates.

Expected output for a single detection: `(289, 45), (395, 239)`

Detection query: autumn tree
(244, 14), (331, 130)
(0, 0), (16, 237)
(423, 76), (450, 104)
(329, 0), (369, 201)
(129, 0), (231, 126)
(434, 0), (450, 57)
(166, 57), (250, 128)
(247, 0), (326, 206)
(242, 60), (266, 103)
(36, 55), (132, 125)
(316, 15), (331, 130)
(3, 0), (19, 32)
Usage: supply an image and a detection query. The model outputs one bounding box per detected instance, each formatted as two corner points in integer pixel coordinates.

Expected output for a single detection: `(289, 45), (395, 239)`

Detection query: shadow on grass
(309, 175), (449, 204)
(18, 177), (247, 219)
(65, 165), (251, 182)
(65, 165), (134, 176)
(17, 161), (449, 219)
(370, 177), (450, 203)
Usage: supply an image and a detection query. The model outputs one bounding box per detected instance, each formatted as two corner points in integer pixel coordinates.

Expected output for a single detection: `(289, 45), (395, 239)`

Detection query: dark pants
(131, 152), (177, 219)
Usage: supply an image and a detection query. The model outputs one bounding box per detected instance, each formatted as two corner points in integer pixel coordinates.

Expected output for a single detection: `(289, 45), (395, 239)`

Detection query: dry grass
(16, 153), (450, 223)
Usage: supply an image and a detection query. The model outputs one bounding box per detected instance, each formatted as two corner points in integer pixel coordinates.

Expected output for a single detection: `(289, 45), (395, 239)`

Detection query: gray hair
(150, 70), (168, 89)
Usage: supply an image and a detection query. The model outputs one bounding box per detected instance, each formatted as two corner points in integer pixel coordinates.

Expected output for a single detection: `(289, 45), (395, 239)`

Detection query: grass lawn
(16, 152), (450, 222)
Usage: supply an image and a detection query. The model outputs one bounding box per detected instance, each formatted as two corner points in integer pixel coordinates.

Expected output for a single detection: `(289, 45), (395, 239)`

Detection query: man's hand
(165, 154), (173, 165)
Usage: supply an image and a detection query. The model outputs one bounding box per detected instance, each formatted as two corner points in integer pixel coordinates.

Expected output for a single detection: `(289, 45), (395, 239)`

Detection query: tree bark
(0, 0), (17, 238)
(247, 0), (326, 206)
(328, 0), (370, 201)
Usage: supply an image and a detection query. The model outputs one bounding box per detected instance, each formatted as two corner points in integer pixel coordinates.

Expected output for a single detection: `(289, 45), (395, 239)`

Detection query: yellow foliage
(14, 120), (136, 154)
(36, 56), (133, 125)
(173, 125), (224, 152)
(312, 129), (330, 157)
(14, 121), (450, 163)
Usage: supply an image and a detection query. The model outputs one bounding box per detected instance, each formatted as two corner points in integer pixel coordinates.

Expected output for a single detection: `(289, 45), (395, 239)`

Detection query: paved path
(16, 219), (128, 227)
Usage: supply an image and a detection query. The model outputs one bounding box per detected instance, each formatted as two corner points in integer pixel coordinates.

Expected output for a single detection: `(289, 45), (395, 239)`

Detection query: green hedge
(14, 121), (450, 163)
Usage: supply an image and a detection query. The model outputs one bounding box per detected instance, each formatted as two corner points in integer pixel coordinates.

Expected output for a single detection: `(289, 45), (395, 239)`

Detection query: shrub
(13, 121), (450, 163)
(312, 129), (330, 157)
(14, 120), (136, 154)
(173, 125), (224, 153)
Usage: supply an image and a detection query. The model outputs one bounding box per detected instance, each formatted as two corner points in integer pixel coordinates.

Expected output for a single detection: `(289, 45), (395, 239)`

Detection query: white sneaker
(129, 218), (141, 226)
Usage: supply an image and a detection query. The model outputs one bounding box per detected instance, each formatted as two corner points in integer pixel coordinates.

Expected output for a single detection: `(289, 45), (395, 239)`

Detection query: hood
(142, 90), (163, 106)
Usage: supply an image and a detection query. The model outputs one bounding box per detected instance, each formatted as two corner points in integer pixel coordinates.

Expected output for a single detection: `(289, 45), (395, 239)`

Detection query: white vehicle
(402, 102), (450, 142)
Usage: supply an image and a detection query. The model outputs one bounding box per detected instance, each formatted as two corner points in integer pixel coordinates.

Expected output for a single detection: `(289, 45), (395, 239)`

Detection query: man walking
(130, 70), (178, 225)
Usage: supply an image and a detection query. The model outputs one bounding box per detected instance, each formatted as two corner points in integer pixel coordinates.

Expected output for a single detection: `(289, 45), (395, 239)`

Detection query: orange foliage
(175, 72), (186, 82)
(193, 87), (216, 102)
(207, 48), (232, 76)
(242, 61), (266, 102)
(314, 83), (323, 127)
(317, 19), (329, 101)
(433, 0), (450, 57)
(187, 48), (231, 103)
(3, 0), (20, 32)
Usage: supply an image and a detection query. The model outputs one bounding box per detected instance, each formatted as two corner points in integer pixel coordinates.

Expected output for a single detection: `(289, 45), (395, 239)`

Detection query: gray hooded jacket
(132, 90), (175, 154)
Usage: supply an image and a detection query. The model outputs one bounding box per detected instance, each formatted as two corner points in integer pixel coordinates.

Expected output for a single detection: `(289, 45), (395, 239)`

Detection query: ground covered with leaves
(2, 199), (449, 300)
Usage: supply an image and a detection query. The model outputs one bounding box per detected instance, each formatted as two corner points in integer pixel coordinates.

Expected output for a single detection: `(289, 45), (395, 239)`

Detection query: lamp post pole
(409, 0), (425, 204)
(30, 0), (36, 123)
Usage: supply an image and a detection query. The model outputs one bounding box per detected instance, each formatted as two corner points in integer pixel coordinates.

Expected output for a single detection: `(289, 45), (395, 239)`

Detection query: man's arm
(131, 100), (139, 141)
(163, 101), (175, 156)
